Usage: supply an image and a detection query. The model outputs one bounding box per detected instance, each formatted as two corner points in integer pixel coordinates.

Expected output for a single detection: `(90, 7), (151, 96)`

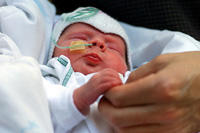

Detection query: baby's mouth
(83, 53), (102, 65)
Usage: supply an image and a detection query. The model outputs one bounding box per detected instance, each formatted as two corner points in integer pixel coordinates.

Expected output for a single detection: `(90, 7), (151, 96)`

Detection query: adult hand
(98, 51), (200, 133)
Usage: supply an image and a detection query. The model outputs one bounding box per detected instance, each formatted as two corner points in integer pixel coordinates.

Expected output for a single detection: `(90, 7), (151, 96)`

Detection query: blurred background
(51, 0), (200, 41)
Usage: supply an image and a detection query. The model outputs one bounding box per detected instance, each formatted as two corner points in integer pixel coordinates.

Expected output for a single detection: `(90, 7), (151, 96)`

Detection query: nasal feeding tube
(53, 40), (93, 52)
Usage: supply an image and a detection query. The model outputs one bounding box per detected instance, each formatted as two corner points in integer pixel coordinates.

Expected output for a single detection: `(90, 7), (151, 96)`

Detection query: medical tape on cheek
(53, 40), (92, 51)
(69, 40), (90, 51)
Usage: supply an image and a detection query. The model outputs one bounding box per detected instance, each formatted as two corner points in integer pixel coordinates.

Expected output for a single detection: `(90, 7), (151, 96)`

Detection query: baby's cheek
(112, 63), (128, 75)
(53, 48), (68, 57)
(105, 55), (127, 73)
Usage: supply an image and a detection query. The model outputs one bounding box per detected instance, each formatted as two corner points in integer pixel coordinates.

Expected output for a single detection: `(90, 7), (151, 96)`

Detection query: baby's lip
(83, 53), (102, 65)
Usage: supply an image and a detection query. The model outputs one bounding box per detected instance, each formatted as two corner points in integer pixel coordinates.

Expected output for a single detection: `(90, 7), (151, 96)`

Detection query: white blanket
(0, 0), (56, 64)
(120, 22), (200, 68)
(0, 55), (53, 133)
(0, 0), (55, 132)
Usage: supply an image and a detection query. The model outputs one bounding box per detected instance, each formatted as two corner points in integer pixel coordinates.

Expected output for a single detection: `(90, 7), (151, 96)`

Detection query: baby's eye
(70, 35), (88, 41)
(107, 44), (120, 52)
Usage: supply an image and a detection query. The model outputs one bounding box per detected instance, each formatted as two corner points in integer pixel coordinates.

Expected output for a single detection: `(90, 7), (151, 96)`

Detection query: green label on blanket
(57, 57), (68, 67)
(62, 7), (99, 22)
(62, 66), (73, 86)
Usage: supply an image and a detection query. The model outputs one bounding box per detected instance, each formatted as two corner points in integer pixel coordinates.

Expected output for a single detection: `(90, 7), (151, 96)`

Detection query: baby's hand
(73, 68), (122, 115)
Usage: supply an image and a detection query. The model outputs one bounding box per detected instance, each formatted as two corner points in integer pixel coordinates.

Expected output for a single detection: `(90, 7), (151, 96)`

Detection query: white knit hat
(49, 7), (132, 70)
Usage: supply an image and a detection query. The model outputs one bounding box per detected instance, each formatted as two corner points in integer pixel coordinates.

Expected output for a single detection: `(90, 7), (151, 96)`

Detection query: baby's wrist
(73, 88), (90, 115)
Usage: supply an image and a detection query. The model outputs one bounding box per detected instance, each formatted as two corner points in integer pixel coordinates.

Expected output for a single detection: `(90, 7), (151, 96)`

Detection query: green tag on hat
(62, 7), (99, 22)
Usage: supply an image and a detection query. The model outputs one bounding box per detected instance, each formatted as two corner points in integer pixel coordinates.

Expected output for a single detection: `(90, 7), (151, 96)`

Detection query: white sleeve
(43, 79), (86, 133)
(0, 55), (53, 133)
(42, 55), (94, 132)
(0, 0), (56, 64)
(120, 22), (200, 68)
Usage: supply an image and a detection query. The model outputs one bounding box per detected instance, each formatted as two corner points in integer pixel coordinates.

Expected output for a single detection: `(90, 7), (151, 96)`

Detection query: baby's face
(53, 23), (128, 75)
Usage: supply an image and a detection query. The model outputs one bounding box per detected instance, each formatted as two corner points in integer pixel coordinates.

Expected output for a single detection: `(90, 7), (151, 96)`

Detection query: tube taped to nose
(53, 40), (93, 51)
(70, 40), (88, 51)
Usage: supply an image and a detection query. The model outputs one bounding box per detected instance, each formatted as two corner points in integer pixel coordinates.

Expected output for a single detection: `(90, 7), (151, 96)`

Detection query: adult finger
(126, 54), (172, 83)
(104, 73), (164, 106)
(98, 98), (188, 128)
(124, 53), (186, 106)
(115, 122), (191, 133)
(106, 63), (187, 107)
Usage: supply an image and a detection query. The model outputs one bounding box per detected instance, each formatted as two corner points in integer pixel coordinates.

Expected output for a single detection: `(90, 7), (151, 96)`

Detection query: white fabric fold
(0, 55), (53, 133)
(0, 0), (56, 64)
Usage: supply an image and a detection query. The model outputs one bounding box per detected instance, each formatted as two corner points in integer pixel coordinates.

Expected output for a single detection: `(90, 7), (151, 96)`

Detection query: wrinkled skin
(99, 52), (200, 133)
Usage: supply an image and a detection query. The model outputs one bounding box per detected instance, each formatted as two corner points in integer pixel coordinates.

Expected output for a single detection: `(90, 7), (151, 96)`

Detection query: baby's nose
(90, 40), (106, 52)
